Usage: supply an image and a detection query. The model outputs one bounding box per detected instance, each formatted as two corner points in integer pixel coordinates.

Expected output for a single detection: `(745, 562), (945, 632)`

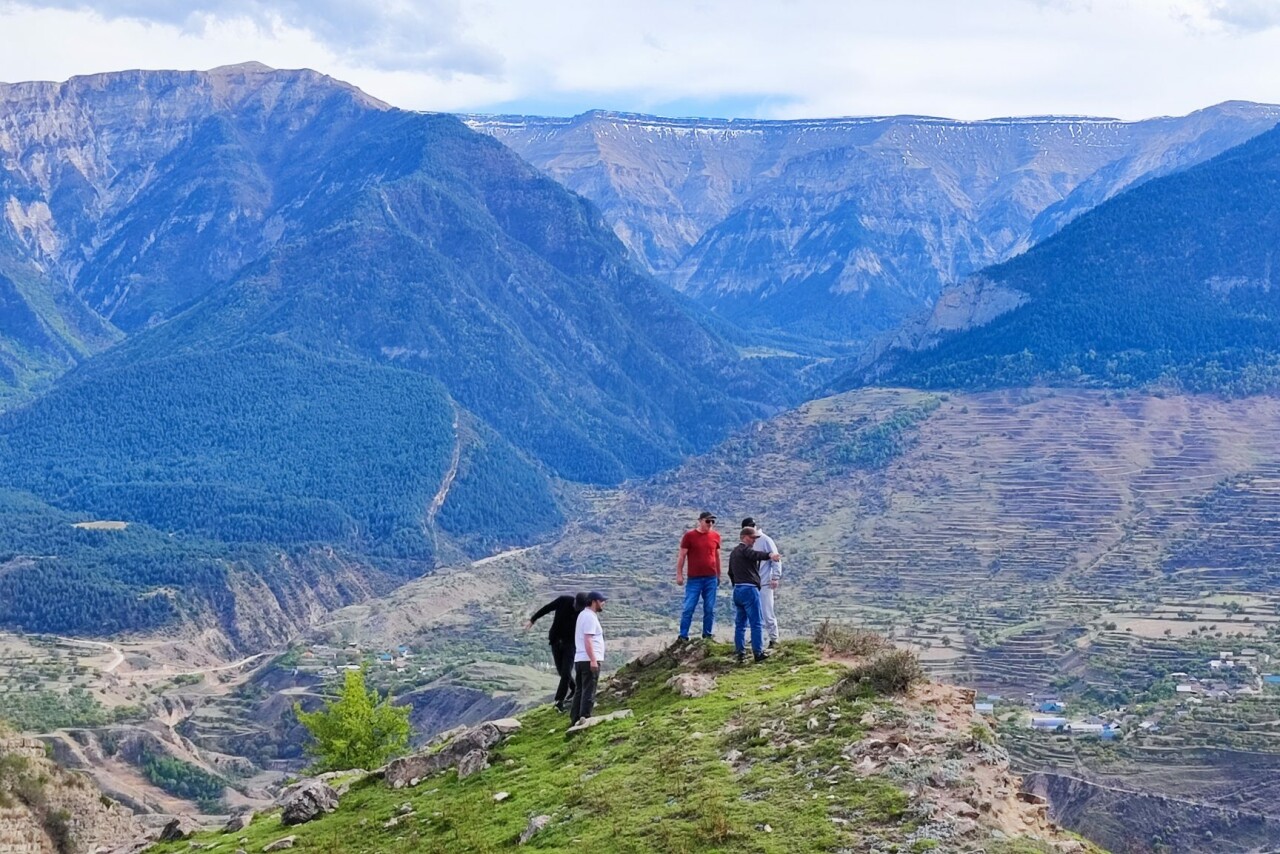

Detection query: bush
(295, 668), (411, 773)
(837, 649), (925, 697)
(814, 620), (890, 657)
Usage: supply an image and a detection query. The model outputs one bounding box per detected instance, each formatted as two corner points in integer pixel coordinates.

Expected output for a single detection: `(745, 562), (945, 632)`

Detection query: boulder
(263, 837), (297, 852)
(382, 723), (504, 787)
(224, 811), (254, 833)
(279, 779), (340, 825)
(519, 815), (551, 844)
(486, 718), (522, 735)
(566, 709), (633, 735)
(456, 749), (488, 779)
(157, 817), (200, 842)
(665, 672), (716, 699)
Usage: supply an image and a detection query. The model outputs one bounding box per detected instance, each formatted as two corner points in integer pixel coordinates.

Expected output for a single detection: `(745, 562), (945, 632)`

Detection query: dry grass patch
(814, 619), (891, 657)
(837, 649), (926, 698)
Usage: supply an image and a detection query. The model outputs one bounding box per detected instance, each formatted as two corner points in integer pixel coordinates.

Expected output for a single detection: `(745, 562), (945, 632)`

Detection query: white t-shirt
(574, 608), (605, 663)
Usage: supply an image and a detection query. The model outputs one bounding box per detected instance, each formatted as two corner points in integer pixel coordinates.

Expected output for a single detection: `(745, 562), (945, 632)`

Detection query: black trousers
(550, 639), (576, 705)
(571, 661), (598, 725)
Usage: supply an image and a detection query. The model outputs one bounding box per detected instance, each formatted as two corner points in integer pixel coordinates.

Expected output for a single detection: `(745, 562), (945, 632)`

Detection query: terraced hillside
(476, 387), (1280, 851)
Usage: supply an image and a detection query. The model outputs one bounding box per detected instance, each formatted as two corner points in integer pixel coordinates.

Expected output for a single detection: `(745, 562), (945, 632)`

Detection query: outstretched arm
(526, 598), (558, 630)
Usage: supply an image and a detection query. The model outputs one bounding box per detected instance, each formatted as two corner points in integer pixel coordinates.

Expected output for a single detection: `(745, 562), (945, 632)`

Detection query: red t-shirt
(681, 529), (722, 578)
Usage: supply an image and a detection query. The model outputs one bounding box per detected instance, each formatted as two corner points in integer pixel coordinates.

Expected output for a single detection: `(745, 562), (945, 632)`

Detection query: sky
(1, 0), (1280, 120)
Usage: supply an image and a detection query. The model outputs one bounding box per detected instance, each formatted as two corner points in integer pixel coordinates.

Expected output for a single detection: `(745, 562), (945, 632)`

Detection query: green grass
(146, 642), (917, 853)
(146, 640), (1089, 853)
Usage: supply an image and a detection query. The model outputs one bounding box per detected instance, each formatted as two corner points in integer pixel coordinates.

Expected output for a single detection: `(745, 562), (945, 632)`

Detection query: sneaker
(754, 652), (770, 663)
(735, 652), (746, 665)
(768, 639), (778, 649)
(555, 702), (566, 714)
(674, 636), (689, 646)
(701, 634), (715, 641)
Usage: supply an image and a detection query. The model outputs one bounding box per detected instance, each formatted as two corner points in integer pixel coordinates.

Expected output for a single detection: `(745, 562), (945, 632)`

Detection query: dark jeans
(551, 639), (576, 706)
(571, 661), (599, 725)
(733, 584), (764, 657)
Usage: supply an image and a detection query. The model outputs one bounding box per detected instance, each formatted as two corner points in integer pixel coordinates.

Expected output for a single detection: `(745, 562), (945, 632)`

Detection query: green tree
(294, 669), (411, 772)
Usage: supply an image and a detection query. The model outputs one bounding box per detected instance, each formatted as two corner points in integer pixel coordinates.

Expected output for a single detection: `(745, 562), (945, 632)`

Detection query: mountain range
(0, 64), (777, 637)
(855, 121), (1280, 392)
(467, 104), (1280, 343)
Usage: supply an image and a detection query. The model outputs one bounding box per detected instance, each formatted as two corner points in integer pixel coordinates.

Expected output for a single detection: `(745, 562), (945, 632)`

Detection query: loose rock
(666, 672), (717, 698)
(263, 837), (297, 852)
(566, 709), (633, 735)
(157, 818), (200, 843)
(279, 779), (340, 825)
(520, 815), (552, 845)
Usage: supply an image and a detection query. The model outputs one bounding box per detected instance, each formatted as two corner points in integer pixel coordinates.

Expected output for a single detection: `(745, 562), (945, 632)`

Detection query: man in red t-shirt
(675, 510), (722, 640)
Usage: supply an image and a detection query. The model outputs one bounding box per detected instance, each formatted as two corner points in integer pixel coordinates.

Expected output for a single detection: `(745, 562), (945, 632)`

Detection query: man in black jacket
(728, 528), (781, 664)
(525, 592), (588, 712)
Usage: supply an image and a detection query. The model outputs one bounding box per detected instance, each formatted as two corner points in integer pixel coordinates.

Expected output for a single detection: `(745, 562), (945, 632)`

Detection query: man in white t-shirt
(570, 591), (607, 725)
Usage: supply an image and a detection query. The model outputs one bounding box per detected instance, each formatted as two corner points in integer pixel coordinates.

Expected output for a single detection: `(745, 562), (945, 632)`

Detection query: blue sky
(2, 1), (1280, 119)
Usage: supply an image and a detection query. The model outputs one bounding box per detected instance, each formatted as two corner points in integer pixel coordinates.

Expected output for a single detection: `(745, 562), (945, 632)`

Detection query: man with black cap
(742, 517), (782, 648)
(675, 511), (722, 641)
(571, 591), (608, 725)
(524, 591), (588, 712)
(728, 527), (782, 664)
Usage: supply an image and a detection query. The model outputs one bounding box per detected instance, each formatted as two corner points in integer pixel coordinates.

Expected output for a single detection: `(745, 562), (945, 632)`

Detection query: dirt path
(50, 635), (125, 673)
(473, 545), (537, 567)
(427, 404), (462, 529)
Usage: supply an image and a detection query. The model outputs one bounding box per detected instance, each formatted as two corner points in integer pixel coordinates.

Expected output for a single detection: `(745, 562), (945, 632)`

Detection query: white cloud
(1205, 0), (1280, 32)
(1, 0), (1279, 119)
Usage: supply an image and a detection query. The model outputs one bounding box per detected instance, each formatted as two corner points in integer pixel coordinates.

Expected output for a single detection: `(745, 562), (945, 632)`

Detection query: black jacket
(728, 543), (773, 589)
(530, 595), (580, 644)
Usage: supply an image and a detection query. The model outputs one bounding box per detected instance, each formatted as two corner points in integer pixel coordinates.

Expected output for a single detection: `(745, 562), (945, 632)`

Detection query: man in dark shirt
(525, 591), (587, 712)
(728, 527), (781, 664)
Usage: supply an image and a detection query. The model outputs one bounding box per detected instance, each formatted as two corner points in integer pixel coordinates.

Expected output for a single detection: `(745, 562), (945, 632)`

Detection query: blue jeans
(679, 575), (719, 639)
(733, 585), (764, 656)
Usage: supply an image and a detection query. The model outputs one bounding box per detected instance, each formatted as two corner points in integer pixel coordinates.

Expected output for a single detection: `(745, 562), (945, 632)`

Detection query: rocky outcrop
(1026, 771), (1280, 854)
(0, 736), (143, 854)
(379, 720), (509, 788)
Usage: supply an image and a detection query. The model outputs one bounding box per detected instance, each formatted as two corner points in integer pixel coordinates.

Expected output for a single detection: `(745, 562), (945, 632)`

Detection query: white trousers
(760, 585), (779, 641)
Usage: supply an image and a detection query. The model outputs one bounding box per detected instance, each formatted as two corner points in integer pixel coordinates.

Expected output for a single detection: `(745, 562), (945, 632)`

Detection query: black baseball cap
(698, 511), (717, 522)
(741, 517), (756, 528)
(587, 590), (608, 603)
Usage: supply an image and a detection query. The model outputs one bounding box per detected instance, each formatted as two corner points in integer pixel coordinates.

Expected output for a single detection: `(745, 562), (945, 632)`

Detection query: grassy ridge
(149, 640), (1095, 853)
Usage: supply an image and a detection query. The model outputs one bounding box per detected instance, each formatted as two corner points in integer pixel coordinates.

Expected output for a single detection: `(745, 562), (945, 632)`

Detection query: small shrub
(837, 649), (925, 697)
(814, 620), (890, 657)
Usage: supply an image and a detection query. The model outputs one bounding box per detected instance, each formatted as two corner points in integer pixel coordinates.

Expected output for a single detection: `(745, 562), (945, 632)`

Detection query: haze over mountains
(468, 104), (1280, 343)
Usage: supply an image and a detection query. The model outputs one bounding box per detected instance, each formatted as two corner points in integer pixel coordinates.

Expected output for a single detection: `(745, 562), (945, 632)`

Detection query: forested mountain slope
(467, 103), (1280, 343)
(855, 123), (1280, 391)
(0, 65), (774, 637)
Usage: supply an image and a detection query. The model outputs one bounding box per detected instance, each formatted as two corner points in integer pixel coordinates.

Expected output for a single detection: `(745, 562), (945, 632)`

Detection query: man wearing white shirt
(571, 591), (608, 725)
(742, 517), (782, 648)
